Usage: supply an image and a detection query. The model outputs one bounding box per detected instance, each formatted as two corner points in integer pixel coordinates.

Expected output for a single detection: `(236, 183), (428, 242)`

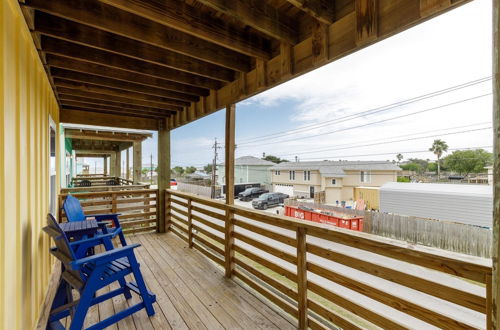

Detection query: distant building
(217, 156), (275, 186)
(270, 160), (401, 204)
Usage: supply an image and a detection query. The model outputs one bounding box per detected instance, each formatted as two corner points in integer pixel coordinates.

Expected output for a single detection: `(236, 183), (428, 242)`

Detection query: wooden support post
(355, 0), (378, 46)
(487, 272), (492, 329)
(297, 227), (308, 329)
(126, 148), (130, 180)
(110, 152), (116, 177)
(157, 118), (171, 233)
(187, 198), (193, 248)
(115, 150), (121, 179)
(493, 1), (500, 327)
(133, 140), (142, 184)
(224, 104), (236, 278)
(103, 156), (107, 176)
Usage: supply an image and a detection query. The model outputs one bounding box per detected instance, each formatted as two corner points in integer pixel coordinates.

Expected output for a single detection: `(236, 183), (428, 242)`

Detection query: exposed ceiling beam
(51, 68), (198, 103)
(58, 94), (181, 113)
(61, 105), (165, 120)
(42, 36), (223, 90)
(98, 0), (271, 59)
(23, 0), (252, 72)
(34, 12), (235, 82)
(46, 55), (209, 97)
(195, 0), (298, 44)
(54, 78), (192, 108)
(60, 100), (174, 117)
(285, 0), (335, 24)
(56, 86), (186, 110)
(60, 108), (160, 130)
(65, 131), (150, 142)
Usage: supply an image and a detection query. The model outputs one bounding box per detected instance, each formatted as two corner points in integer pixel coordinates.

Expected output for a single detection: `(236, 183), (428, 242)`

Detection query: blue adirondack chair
(63, 194), (127, 247)
(44, 214), (156, 330)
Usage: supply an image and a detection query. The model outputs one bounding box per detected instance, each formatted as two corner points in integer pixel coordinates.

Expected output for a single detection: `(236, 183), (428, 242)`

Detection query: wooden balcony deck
(73, 232), (295, 330)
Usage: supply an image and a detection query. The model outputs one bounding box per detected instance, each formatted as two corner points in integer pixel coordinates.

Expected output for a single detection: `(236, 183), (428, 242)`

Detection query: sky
(81, 0), (493, 170)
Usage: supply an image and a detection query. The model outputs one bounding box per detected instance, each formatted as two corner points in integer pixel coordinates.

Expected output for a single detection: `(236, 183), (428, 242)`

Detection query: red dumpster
(285, 206), (363, 232)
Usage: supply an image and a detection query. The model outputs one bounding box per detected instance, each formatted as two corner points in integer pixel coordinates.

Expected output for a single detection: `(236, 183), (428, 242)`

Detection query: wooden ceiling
(19, 0), (469, 130)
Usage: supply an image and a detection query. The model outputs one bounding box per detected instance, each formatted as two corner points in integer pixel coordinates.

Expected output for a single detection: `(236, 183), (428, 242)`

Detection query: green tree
(172, 166), (185, 176)
(141, 168), (149, 175)
(262, 155), (289, 163)
(429, 139), (449, 179)
(407, 158), (429, 171)
(396, 153), (403, 164)
(443, 149), (492, 177)
(204, 163), (213, 174)
(185, 166), (196, 174)
(400, 162), (423, 173)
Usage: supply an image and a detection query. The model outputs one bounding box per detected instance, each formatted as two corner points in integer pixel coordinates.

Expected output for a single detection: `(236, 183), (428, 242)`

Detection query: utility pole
(211, 138), (222, 199)
(150, 154), (153, 185)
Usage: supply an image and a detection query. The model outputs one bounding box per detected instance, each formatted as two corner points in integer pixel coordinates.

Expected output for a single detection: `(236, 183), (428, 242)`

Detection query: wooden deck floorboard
(73, 232), (294, 329)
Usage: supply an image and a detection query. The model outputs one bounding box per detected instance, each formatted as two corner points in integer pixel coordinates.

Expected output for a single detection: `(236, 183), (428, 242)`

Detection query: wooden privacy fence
(58, 189), (158, 234)
(166, 189), (492, 329)
(286, 199), (493, 258)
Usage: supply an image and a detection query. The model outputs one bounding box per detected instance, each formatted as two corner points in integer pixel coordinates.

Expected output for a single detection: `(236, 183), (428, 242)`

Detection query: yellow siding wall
(1, 1), (60, 329)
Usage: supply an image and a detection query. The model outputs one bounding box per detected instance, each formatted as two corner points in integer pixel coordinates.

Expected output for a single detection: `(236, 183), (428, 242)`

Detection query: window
(303, 170), (311, 181)
(331, 179), (336, 185)
(275, 170), (280, 175)
(289, 170), (295, 180)
(360, 171), (371, 183)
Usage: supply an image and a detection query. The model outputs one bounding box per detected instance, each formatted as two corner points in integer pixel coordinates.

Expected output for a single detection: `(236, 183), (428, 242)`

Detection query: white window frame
(289, 170), (295, 180)
(303, 170), (311, 181)
(331, 179), (336, 185)
(275, 170), (280, 175)
(360, 171), (371, 183)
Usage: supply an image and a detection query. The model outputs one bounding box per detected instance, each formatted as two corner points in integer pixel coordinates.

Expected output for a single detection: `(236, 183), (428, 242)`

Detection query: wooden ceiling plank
(58, 94), (182, 113)
(60, 100), (174, 117)
(54, 78), (192, 107)
(285, 0), (335, 24)
(355, 0), (377, 46)
(181, 0), (298, 44)
(98, 0), (271, 59)
(61, 105), (165, 120)
(23, 0), (252, 72)
(56, 86), (186, 109)
(60, 108), (160, 130)
(51, 67), (199, 102)
(34, 12), (235, 82)
(42, 36), (223, 90)
(46, 55), (209, 96)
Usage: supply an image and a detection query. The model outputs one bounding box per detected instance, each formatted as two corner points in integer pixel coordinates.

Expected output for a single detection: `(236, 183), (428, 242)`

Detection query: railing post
(164, 190), (171, 232)
(487, 272), (492, 329)
(188, 198), (193, 248)
(111, 192), (117, 213)
(225, 206), (235, 278)
(297, 227), (308, 329)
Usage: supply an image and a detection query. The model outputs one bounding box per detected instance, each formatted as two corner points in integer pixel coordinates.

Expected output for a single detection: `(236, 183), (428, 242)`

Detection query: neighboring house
(217, 156), (275, 186)
(270, 160), (401, 204)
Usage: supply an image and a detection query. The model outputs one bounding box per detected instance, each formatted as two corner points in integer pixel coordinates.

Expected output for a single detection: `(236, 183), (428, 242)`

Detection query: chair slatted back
(63, 195), (86, 222)
(45, 214), (83, 288)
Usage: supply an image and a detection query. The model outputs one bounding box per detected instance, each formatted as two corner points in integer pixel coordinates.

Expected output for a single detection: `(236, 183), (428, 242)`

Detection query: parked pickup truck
(252, 192), (289, 210)
(238, 187), (268, 201)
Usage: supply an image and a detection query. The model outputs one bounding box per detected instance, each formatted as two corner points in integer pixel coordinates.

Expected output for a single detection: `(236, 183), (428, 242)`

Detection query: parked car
(238, 187), (268, 201)
(252, 192), (289, 210)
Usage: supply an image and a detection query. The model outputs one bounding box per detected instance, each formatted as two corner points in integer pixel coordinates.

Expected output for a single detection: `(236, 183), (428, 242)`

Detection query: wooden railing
(61, 184), (151, 194)
(70, 176), (136, 187)
(59, 189), (158, 234)
(166, 189), (492, 329)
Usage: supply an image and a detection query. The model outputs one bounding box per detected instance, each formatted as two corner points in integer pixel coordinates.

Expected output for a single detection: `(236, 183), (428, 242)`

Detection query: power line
(271, 122), (491, 157)
(237, 93), (492, 148)
(236, 77), (492, 145)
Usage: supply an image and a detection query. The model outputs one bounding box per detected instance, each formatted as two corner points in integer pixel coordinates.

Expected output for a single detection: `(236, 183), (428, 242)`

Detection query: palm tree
(396, 153), (403, 165)
(429, 139), (448, 180)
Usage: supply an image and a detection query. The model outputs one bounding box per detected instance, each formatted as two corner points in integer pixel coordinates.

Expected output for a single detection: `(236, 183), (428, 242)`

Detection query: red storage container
(285, 206), (363, 232)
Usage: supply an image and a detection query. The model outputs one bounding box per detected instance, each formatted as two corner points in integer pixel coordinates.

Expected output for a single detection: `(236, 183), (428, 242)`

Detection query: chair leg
(118, 230), (127, 247)
(128, 255), (155, 316)
(69, 283), (95, 330)
(118, 278), (132, 300)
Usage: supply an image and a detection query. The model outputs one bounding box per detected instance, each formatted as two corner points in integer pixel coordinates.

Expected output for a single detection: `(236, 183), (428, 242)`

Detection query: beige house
(270, 161), (401, 204)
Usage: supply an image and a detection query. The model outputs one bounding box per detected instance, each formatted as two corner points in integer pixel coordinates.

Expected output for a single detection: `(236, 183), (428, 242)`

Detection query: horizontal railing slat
(233, 231), (297, 265)
(233, 219), (297, 247)
(192, 223), (224, 245)
(307, 299), (363, 330)
(191, 214), (224, 233)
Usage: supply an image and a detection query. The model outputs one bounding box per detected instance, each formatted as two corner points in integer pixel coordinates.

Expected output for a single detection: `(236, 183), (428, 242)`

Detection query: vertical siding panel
(0, 2), (5, 328)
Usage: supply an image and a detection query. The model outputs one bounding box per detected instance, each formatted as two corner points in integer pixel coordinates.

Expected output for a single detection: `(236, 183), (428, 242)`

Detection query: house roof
(270, 161), (401, 177)
(221, 156), (275, 166)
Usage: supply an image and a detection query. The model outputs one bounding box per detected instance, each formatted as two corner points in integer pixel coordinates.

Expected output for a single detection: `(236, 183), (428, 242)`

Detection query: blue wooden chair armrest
(87, 213), (121, 219)
(70, 243), (140, 270)
(69, 233), (114, 247)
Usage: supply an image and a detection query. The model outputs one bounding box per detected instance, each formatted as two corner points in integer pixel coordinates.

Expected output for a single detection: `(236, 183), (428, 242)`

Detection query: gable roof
(271, 161), (401, 177)
(221, 156), (275, 166)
